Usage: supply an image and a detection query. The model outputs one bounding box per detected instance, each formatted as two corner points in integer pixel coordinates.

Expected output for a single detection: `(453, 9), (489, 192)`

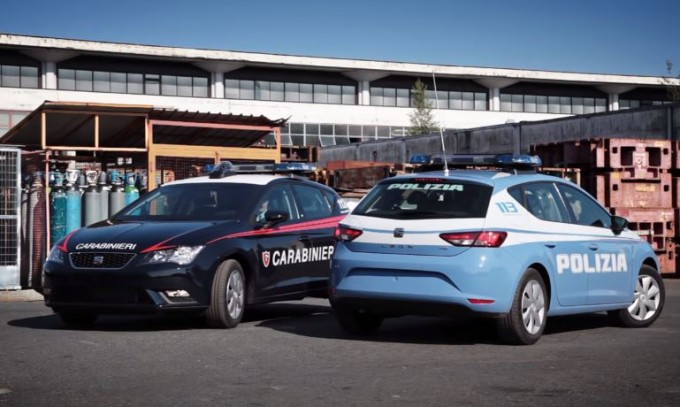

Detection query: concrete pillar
(212, 71), (224, 98)
(43, 61), (57, 89)
(360, 81), (370, 106)
(489, 88), (500, 111)
(608, 93), (619, 111)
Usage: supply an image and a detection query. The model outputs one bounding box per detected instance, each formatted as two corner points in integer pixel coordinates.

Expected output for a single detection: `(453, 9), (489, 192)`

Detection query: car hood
(62, 220), (243, 253)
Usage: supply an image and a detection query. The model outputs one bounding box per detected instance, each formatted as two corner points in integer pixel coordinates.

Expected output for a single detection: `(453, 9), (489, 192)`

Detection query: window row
(370, 87), (488, 110)
(0, 111), (29, 137)
(500, 94), (607, 114)
(267, 123), (425, 147)
(0, 65), (39, 89)
(57, 69), (209, 97)
(619, 99), (670, 110)
(225, 79), (356, 105)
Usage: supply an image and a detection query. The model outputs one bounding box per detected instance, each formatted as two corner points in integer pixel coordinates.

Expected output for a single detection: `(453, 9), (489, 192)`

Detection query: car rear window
(353, 179), (493, 219)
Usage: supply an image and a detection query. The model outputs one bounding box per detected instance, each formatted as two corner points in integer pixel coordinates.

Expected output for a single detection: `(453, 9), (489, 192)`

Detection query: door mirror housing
(262, 210), (289, 227)
(611, 215), (628, 235)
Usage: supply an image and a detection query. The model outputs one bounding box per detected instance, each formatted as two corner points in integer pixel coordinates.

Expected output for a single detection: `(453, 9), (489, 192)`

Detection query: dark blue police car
(43, 162), (349, 328)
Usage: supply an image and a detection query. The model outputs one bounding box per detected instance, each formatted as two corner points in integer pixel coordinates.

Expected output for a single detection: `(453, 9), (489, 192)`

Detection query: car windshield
(353, 179), (493, 219)
(114, 183), (263, 221)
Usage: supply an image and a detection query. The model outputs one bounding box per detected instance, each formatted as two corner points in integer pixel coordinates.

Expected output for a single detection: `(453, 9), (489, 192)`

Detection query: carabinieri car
(330, 154), (665, 345)
(43, 162), (349, 328)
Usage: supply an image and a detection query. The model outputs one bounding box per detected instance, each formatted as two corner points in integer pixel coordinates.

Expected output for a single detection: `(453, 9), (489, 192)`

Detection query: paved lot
(1, 279), (679, 406)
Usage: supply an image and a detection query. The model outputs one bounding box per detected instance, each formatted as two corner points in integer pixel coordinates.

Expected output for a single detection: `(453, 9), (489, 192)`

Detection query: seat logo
(93, 255), (105, 265)
(262, 251), (271, 268)
(393, 228), (404, 238)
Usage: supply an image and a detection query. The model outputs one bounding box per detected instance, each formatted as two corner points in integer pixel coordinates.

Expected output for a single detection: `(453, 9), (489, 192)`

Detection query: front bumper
(330, 243), (523, 316)
(43, 260), (211, 314)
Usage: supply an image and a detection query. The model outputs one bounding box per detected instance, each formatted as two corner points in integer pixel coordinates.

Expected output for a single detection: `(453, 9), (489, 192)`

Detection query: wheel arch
(642, 256), (659, 274)
(218, 250), (256, 303)
(528, 262), (552, 311)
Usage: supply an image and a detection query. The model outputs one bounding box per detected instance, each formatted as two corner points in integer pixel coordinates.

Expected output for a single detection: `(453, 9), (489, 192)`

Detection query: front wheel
(206, 260), (246, 328)
(608, 265), (664, 328)
(497, 268), (547, 345)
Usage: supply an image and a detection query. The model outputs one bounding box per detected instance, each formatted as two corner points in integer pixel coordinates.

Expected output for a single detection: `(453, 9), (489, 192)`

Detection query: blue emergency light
(209, 161), (316, 178)
(273, 162), (316, 173)
(408, 154), (432, 164)
(408, 153), (542, 171)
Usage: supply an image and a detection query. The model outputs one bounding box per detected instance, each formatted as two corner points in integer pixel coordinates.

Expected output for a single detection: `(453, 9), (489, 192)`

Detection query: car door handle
(299, 235), (311, 242)
(544, 242), (556, 248)
(588, 243), (599, 251)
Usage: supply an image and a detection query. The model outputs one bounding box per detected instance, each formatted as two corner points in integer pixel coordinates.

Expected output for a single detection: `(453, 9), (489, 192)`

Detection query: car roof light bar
(209, 161), (316, 178)
(408, 154), (542, 172)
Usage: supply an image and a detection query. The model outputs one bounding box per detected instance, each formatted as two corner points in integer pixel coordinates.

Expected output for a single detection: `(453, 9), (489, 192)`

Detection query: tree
(662, 60), (680, 102)
(409, 78), (439, 136)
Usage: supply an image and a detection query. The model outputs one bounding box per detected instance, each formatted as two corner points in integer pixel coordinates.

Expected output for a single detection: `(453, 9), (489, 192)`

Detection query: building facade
(0, 33), (676, 147)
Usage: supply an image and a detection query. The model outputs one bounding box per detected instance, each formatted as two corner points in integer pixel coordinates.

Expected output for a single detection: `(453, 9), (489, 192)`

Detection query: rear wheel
(333, 305), (383, 335)
(206, 260), (246, 328)
(57, 312), (98, 327)
(608, 265), (664, 328)
(497, 268), (547, 345)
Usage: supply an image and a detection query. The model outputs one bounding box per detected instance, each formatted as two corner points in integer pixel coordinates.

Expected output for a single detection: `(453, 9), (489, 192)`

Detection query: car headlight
(146, 246), (204, 265)
(47, 246), (65, 263)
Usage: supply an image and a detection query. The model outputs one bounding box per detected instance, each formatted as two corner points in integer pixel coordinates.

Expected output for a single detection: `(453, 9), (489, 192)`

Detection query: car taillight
(439, 231), (507, 247)
(335, 225), (363, 242)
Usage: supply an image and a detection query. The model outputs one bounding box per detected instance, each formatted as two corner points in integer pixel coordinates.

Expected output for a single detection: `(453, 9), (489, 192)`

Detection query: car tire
(57, 312), (98, 327)
(333, 305), (383, 335)
(206, 259), (246, 329)
(497, 268), (547, 345)
(608, 265), (664, 328)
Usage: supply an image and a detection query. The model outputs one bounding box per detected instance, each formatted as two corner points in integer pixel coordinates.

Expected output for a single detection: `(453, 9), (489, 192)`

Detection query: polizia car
(330, 155), (665, 345)
(43, 162), (349, 328)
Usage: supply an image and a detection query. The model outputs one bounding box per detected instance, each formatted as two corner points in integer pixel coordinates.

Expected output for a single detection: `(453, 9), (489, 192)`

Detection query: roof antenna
(431, 70), (449, 175)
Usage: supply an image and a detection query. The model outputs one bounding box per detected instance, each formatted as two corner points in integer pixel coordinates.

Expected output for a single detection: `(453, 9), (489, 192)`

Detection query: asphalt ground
(1, 279), (679, 407)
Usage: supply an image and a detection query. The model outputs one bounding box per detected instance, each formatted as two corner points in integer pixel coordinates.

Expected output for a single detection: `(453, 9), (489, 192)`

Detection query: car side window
(517, 182), (569, 223)
(255, 185), (298, 223)
(556, 183), (611, 228)
(291, 184), (333, 221)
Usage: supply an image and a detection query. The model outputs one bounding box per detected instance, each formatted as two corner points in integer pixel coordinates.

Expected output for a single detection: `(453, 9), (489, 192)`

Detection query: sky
(1, 0), (679, 77)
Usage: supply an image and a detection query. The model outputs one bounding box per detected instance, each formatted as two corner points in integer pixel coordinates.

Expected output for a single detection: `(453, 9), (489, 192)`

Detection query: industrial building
(0, 33), (677, 148)
(1, 32), (680, 290)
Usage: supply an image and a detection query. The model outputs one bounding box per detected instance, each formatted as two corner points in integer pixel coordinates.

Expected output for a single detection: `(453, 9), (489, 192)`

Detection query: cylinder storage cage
(0, 147), (21, 290)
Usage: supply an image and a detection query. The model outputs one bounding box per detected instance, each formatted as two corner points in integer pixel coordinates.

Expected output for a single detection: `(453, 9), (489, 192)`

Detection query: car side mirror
(262, 210), (289, 227)
(611, 215), (628, 235)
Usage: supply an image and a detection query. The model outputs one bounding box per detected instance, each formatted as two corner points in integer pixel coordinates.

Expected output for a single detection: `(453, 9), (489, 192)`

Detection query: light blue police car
(330, 155), (665, 345)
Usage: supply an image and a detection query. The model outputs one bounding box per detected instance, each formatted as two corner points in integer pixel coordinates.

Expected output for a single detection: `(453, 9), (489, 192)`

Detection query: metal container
(583, 172), (672, 208)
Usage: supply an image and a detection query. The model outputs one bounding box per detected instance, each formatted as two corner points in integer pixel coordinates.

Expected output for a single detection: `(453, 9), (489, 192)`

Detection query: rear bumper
(330, 244), (523, 315)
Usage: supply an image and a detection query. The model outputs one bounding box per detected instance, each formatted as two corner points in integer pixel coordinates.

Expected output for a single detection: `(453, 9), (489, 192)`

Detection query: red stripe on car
(207, 215), (346, 245)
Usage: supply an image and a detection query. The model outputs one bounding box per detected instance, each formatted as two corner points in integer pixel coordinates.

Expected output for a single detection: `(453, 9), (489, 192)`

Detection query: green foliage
(662, 60), (680, 102)
(409, 79), (439, 136)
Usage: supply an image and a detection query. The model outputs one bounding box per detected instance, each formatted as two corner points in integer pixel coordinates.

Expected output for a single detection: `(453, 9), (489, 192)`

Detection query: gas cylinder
(64, 169), (81, 233)
(49, 171), (67, 246)
(125, 173), (139, 205)
(98, 171), (110, 221)
(82, 170), (101, 226)
(108, 171), (126, 216)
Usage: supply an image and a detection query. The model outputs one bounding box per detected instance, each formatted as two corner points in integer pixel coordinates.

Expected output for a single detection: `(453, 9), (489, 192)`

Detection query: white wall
(0, 88), (570, 130)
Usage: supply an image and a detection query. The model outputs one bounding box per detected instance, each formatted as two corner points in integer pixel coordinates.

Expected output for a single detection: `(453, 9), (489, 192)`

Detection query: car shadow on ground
(257, 311), (617, 345)
(9, 302), (616, 342)
(7, 302), (331, 332)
